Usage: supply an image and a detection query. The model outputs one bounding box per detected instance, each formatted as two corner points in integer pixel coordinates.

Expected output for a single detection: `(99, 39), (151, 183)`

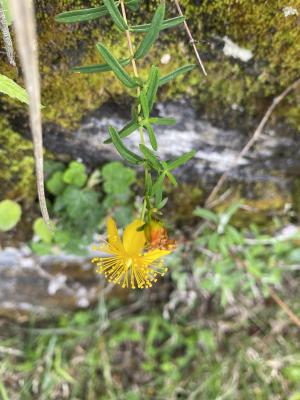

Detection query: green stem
(120, 0), (149, 220)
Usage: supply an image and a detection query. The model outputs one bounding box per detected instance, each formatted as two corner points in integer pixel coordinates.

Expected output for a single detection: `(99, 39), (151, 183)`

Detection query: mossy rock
(2, 0), (298, 132)
(0, 120), (36, 202)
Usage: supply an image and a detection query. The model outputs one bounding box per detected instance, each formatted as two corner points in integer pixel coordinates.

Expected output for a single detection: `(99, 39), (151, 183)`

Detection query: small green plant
(0, 199), (22, 231)
(56, 0), (199, 288)
(191, 205), (298, 305)
(31, 160), (137, 255)
(56, 0), (195, 225)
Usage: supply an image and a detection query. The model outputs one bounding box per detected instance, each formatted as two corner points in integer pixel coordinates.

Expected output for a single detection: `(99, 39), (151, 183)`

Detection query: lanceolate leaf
(167, 150), (196, 171)
(159, 64), (196, 86)
(139, 144), (162, 171)
(166, 171), (177, 186)
(146, 65), (159, 111)
(104, 119), (139, 143)
(109, 126), (143, 164)
(152, 174), (165, 205)
(55, 0), (138, 23)
(149, 117), (176, 126)
(103, 0), (127, 31)
(130, 16), (185, 32)
(145, 123), (158, 150)
(96, 43), (137, 88)
(134, 3), (165, 60)
(0, 74), (29, 104)
(126, 0), (140, 11)
(140, 91), (149, 118)
(55, 5), (108, 23)
(72, 58), (131, 74)
(145, 170), (152, 196)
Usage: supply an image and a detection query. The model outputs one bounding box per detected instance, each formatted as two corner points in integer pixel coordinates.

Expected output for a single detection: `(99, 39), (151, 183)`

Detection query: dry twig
(0, 3), (15, 66)
(173, 0), (207, 76)
(10, 0), (50, 226)
(205, 78), (300, 207)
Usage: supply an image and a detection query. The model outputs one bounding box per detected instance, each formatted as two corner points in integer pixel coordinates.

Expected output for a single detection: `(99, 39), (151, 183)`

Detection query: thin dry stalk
(173, 0), (207, 76)
(10, 0), (50, 226)
(205, 78), (300, 207)
(0, 3), (15, 66)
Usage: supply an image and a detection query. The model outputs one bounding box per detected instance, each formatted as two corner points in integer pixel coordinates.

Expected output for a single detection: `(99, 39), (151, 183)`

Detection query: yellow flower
(92, 217), (172, 289)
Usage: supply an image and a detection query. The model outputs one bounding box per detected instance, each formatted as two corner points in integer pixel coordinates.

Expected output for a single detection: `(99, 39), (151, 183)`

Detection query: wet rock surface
(0, 246), (104, 320)
(43, 101), (300, 190)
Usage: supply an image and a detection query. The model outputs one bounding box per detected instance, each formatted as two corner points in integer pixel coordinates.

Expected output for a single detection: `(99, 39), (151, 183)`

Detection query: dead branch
(205, 78), (300, 207)
(173, 0), (207, 76)
(0, 3), (15, 67)
(10, 0), (50, 226)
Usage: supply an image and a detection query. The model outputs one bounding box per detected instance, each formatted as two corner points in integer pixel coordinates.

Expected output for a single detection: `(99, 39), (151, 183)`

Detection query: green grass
(1, 287), (300, 400)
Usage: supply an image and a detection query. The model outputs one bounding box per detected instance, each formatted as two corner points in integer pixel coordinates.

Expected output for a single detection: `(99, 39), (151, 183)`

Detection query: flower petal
(122, 219), (146, 256)
(107, 216), (123, 250)
(141, 248), (171, 266)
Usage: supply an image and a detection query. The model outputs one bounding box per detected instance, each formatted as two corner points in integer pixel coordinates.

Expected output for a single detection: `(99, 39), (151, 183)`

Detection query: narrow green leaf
(130, 16), (185, 32)
(0, 74), (29, 104)
(145, 170), (153, 196)
(167, 150), (196, 170)
(72, 58), (131, 74)
(96, 43), (137, 88)
(146, 65), (159, 111)
(152, 174), (165, 205)
(140, 91), (149, 118)
(193, 207), (218, 223)
(157, 197), (168, 209)
(145, 123), (158, 150)
(104, 119), (138, 143)
(139, 144), (162, 171)
(103, 0), (127, 31)
(55, 5), (108, 23)
(134, 3), (165, 59)
(166, 171), (177, 186)
(125, 0), (140, 11)
(109, 126), (143, 164)
(149, 117), (176, 126)
(159, 64), (196, 86)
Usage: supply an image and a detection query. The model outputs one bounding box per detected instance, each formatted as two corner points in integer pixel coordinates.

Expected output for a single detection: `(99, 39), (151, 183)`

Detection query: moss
(0, 120), (36, 202)
(2, 1), (299, 131)
(214, 182), (291, 227)
(292, 178), (300, 216)
(180, 0), (300, 130)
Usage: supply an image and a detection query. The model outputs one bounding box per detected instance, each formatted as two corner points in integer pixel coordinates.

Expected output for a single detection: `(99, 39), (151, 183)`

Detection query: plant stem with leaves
(56, 0), (197, 225)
